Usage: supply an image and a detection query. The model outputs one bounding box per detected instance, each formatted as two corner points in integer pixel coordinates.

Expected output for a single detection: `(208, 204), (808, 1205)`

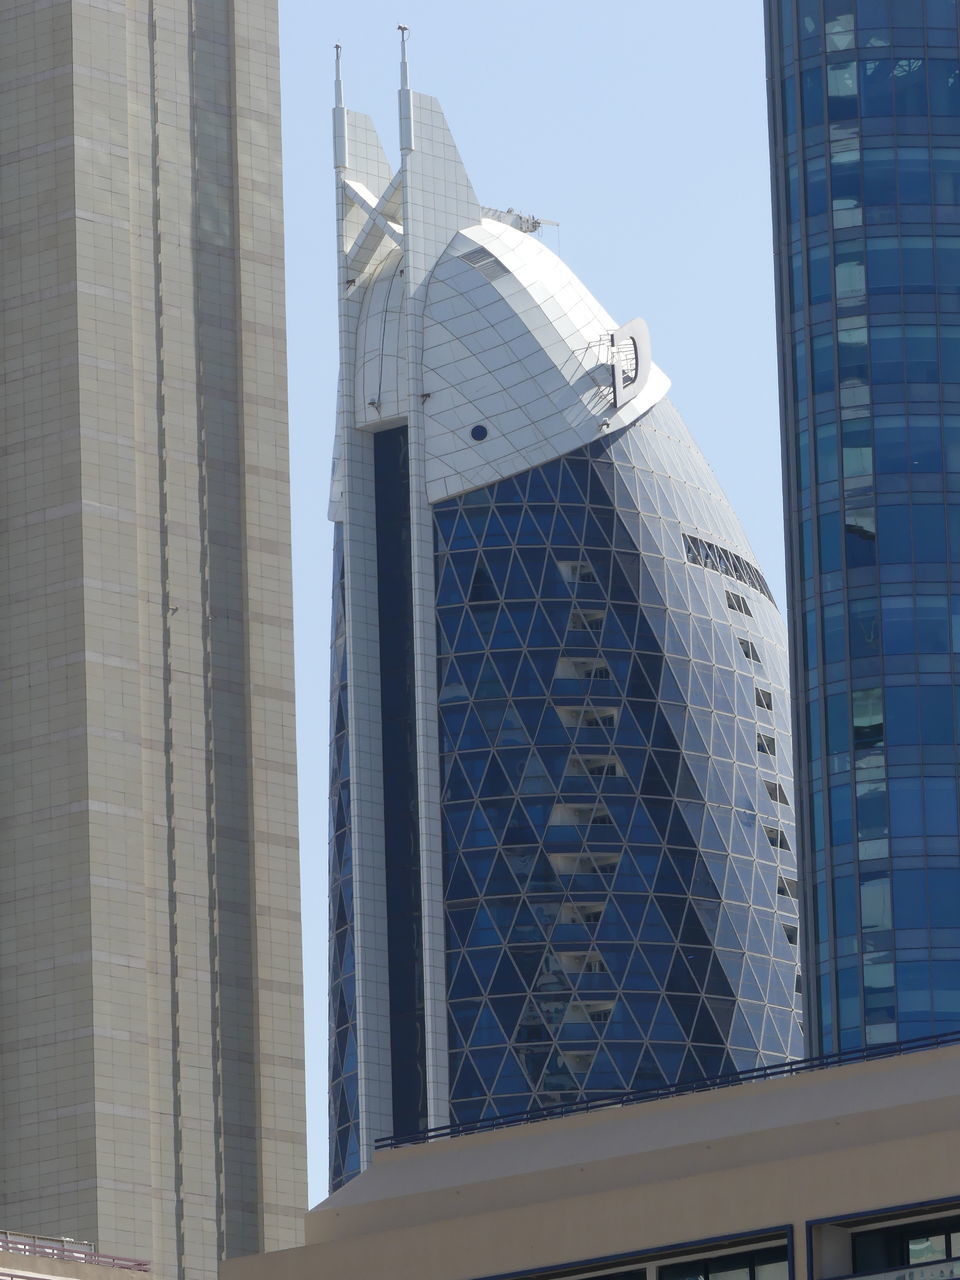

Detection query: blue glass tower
(765, 0), (960, 1053)
(328, 45), (802, 1192)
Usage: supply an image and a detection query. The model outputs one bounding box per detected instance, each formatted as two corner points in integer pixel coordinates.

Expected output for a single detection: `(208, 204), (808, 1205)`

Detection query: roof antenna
(334, 43), (344, 108)
(398, 25), (413, 153)
(333, 43), (348, 170)
(398, 25), (410, 88)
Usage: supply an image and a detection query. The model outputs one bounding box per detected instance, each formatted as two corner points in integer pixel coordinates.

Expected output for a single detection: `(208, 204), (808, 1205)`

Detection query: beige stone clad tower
(0, 2), (305, 1276)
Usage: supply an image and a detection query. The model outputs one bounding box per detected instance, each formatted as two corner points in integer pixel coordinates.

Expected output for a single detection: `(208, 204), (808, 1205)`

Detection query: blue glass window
(827, 691), (851, 756)
(867, 238), (900, 294)
(824, 602), (846, 663)
(860, 62), (895, 117)
(917, 597), (949, 651)
(925, 779), (958, 836)
(903, 238), (935, 292)
(845, 509), (877, 567)
(892, 868), (926, 925)
(832, 790), (854, 847)
(877, 506), (911, 563)
(894, 60), (928, 115)
(828, 62), (859, 120)
(919, 686), (953, 744)
(807, 156), (829, 215)
(820, 510), (842, 572)
(836, 242), (866, 299)
(933, 149), (960, 204)
(885, 687), (917, 745)
(840, 327), (869, 386)
(849, 597), (881, 657)
(905, 327), (938, 384)
(816, 422), (839, 482)
(899, 150), (932, 205)
(870, 326), (904, 385)
(803, 66), (826, 127)
(927, 0), (957, 26)
(913, 508), (946, 564)
(930, 61), (960, 114)
(882, 595), (914, 653)
(833, 151), (863, 213)
(810, 246), (833, 304)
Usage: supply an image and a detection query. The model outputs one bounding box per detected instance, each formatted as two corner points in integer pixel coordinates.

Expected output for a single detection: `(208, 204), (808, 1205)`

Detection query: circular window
(470, 424), (488, 442)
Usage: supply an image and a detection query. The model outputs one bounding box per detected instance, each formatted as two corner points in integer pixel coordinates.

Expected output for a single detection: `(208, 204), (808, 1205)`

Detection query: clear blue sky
(278, 0), (782, 1203)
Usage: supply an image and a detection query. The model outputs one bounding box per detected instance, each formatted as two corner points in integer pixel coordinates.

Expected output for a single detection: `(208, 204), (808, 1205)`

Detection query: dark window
(778, 875), (799, 899)
(765, 826), (792, 850)
(756, 687), (774, 711)
(683, 534), (775, 602)
(726, 589), (753, 616)
(765, 779), (790, 804)
(374, 425), (427, 1140)
(739, 637), (762, 662)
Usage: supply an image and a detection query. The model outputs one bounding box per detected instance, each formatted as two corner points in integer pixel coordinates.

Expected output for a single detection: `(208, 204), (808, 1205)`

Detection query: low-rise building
(222, 1038), (960, 1280)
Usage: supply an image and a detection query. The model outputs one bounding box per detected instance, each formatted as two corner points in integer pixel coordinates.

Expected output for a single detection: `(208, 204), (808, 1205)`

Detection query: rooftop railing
(0, 1230), (150, 1273)
(375, 1026), (960, 1151)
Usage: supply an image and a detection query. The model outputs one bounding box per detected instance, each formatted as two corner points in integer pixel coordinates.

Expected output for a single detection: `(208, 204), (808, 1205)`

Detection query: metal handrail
(0, 1230), (150, 1272)
(375, 1027), (960, 1151)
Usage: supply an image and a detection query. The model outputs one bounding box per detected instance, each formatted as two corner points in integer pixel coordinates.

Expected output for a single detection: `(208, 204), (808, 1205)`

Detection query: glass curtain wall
(765, 0), (960, 1050)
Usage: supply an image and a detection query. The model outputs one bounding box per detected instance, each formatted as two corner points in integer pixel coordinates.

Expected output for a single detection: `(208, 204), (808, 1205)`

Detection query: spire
(398, 25), (410, 89)
(334, 43), (344, 108)
(333, 43), (348, 170)
(398, 25), (414, 152)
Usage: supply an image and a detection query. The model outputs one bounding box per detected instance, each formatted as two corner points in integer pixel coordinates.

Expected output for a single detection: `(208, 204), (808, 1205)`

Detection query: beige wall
(223, 1044), (960, 1280)
(0, 2), (304, 1275)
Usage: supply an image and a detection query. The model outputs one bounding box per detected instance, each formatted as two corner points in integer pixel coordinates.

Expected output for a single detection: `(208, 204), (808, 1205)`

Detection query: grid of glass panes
(767, 0), (960, 1050)
(328, 526), (360, 1191)
(434, 422), (802, 1128)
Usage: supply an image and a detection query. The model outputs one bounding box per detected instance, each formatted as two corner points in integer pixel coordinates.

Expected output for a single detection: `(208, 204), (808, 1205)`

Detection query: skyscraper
(328, 46), (803, 1191)
(0, 3), (305, 1274)
(765, 0), (960, 1052)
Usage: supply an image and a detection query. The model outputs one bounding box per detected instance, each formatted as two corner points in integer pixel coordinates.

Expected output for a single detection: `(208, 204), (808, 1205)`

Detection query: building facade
(0, 3), (305, 1275)
(328, 49), (803, 1191)
(765, 0), (960, 1051)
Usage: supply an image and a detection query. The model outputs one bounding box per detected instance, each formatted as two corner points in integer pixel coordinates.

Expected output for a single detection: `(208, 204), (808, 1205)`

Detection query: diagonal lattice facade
(436, 412), (802, 1126)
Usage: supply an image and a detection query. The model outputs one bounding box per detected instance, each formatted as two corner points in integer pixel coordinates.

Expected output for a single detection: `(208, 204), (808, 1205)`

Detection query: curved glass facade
(766, 0), (960, 1050)
(435, 406), (802, 1126)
